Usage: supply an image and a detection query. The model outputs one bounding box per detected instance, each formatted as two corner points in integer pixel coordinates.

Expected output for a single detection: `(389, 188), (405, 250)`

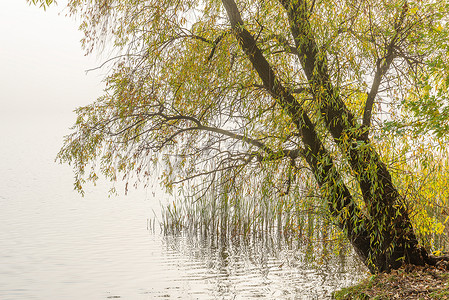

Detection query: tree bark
(221, 0), (436, 273)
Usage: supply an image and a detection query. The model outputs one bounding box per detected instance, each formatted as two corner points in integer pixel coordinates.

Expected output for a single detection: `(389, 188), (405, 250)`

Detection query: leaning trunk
(222, 0), (431, 273)
(280, 0), (429, 272)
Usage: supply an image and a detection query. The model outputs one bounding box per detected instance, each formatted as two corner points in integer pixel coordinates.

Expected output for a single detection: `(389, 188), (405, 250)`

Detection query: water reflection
(157, 232), (368, 299)
(0, 114), (368, 300)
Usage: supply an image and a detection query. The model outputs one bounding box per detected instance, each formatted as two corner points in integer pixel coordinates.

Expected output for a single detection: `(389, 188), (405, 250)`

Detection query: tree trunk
(221, 0), (433, 273)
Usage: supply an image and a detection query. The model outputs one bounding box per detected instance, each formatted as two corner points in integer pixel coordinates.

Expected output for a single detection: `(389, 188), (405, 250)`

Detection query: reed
(158, 170), (350, 261)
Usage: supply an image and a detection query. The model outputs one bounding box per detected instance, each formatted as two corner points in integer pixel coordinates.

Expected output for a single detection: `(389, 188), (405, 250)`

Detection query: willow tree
(34, 0), (449, 272)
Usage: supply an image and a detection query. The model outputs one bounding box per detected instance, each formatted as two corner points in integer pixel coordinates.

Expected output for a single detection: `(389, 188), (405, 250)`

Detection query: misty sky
(0, 1), (104, 117)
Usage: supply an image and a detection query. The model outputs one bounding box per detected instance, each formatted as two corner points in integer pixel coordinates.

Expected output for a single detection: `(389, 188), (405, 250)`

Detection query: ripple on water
(145, 233), (367, 299)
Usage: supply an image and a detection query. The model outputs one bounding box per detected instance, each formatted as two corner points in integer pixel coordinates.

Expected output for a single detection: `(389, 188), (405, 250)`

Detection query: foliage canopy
(33, 0), (449, 272)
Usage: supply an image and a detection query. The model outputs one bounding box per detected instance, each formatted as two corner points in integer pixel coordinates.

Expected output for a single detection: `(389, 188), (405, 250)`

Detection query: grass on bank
(333, 265), (449, 299)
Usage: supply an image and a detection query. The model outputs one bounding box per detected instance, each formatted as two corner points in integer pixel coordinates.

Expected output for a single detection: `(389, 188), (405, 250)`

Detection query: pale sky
(0, 1), (104, 117)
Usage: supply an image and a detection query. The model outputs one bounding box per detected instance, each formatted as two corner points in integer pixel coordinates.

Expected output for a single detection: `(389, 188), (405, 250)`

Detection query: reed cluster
(158, 172), (349, 261)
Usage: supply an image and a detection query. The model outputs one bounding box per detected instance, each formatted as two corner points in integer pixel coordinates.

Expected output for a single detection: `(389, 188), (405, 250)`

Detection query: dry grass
(333, 265), (449, 299)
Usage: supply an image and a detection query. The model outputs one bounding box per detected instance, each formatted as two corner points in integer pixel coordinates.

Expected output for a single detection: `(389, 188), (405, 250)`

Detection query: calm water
(0, 112), (368, 299)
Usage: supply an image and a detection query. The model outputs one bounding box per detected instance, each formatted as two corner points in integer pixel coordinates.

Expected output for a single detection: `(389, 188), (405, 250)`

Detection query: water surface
(0, 113), (367, 299)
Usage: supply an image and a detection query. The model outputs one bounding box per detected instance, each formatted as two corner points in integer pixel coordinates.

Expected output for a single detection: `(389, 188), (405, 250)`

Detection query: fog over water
(0, 2), (368, 299)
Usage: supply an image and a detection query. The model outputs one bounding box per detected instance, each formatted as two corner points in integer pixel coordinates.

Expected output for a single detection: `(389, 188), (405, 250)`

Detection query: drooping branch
(153, 111), (300, 159)
(95, 106), (304, 165)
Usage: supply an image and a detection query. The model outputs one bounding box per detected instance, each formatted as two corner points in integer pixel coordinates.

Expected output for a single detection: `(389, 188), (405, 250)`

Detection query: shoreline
(333, 265), (449, 299)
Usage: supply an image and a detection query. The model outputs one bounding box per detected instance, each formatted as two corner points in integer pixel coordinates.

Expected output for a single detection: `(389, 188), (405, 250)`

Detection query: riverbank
(333, 265), (449, 299)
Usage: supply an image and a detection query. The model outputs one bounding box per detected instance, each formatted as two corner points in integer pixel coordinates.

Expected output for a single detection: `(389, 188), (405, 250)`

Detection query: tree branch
(149, 110), (303, 162)
(363, 2), (409, 128)
(363, 48), (395, 128)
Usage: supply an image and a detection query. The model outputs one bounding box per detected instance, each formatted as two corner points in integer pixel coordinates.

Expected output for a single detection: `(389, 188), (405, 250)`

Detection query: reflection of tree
(161, 232), (366, 298)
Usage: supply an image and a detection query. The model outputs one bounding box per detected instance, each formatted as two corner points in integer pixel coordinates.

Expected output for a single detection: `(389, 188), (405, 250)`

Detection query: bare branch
(363, 47), (395, 128)
(363, 2), (409, 129)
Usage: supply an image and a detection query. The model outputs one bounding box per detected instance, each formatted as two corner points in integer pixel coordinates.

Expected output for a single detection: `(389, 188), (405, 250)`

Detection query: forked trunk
(321, 164), (429, 273)
(221, 0), (435, 274)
